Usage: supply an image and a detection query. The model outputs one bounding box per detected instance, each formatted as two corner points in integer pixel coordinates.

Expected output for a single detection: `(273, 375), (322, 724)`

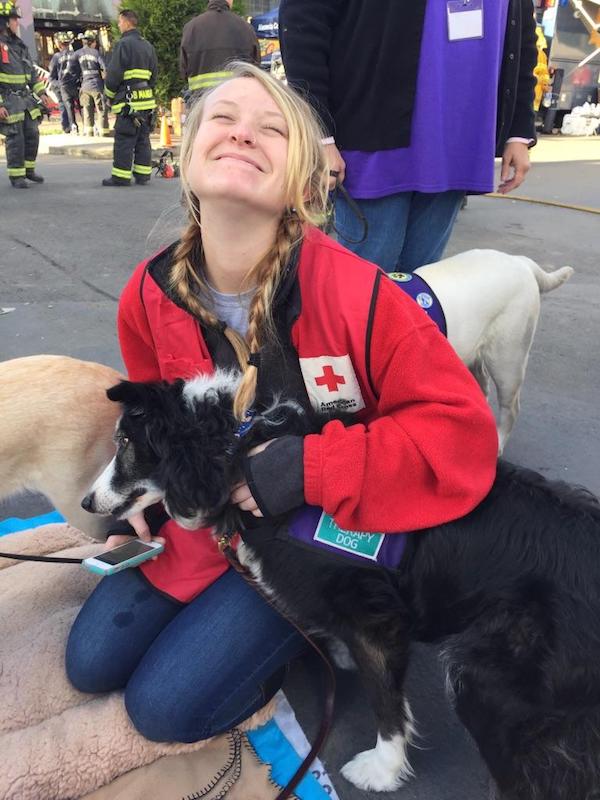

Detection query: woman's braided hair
(170, 62), (329, 419)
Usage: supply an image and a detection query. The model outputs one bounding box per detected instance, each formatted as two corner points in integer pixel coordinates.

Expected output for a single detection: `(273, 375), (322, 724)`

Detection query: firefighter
(48, 39), (68, 132)
(102, 9), (157, 187)
(49, 32), (79, 133)
(72, 30), (109, 136)
(179, 0), (259, 105)
(0, 0), (51, 187)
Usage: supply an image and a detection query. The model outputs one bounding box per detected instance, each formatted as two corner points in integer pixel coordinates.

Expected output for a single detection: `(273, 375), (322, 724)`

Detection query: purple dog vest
(287, 505), (408, 570)
(388, 272), (447, 337)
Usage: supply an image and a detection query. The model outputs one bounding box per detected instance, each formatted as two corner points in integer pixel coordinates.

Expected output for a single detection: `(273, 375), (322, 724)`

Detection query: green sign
(313, 513), (384, 561)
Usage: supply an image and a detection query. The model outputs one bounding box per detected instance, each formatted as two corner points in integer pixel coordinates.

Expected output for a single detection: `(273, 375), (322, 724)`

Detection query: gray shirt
(206, 284), (254, 337)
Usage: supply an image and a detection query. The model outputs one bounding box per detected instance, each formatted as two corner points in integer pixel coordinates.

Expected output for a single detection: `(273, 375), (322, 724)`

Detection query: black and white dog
(83, 370), (600, 800)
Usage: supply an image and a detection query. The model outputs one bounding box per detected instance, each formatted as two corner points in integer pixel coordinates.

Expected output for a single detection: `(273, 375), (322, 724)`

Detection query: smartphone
(82, 539), (164, 576)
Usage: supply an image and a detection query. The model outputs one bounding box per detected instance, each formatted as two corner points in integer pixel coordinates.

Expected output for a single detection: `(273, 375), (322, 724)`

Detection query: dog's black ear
(106, 380), (151, 416)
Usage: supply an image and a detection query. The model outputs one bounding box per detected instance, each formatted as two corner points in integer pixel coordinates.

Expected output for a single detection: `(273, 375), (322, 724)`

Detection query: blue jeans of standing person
(335, 189), (465, 273)
(66, 567), (306, 742)
(59, 85), (78, 131)
(56, 95), (70, 132)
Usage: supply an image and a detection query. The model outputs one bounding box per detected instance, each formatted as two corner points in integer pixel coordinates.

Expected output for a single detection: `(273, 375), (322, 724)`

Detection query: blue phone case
(83, 542), (164, 576)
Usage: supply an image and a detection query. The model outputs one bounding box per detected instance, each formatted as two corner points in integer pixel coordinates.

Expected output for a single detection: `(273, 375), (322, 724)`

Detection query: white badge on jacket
(447, 0), (484, 41)
(299, 355), (366, 415)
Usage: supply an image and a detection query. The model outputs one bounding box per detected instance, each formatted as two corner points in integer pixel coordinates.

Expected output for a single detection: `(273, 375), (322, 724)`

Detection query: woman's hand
(325, 143), (346, 190)
(230, 440), (274, 517)
(230, 481), (263, 517)
(125, 510), (152, 541)
(498, 141), (531, 194)
(104, 511), (165, 560)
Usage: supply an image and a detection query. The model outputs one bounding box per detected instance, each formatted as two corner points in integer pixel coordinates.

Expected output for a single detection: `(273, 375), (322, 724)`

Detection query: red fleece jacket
(117, 227), (498, 601)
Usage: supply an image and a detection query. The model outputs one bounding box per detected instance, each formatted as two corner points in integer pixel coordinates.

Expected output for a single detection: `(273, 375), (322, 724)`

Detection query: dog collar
(234, 408), (255, 439)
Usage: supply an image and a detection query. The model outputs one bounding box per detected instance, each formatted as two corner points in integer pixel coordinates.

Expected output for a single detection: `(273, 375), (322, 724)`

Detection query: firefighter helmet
(82, 29), (97, 41)
(0, 1), (20, 20)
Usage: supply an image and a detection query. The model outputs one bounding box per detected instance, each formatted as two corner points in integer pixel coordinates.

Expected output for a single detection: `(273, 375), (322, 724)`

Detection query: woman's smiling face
(187, 77), (290, 217)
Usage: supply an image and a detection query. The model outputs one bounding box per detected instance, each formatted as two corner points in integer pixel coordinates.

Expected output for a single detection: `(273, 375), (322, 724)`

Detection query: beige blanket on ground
(0, 524), (282, 800)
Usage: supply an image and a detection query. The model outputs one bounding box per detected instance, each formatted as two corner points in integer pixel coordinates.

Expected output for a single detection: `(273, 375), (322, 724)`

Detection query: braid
(233, 214), (303, 419)
(170, 209), (303, 421)
(170, 216), (217, 327)
(170, 216), (254, 377)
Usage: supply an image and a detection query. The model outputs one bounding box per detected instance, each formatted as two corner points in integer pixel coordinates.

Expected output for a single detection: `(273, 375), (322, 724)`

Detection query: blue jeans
(66, 567), (306, 742)
(335, 189), (465, 272)
(56, 96), (70, 132)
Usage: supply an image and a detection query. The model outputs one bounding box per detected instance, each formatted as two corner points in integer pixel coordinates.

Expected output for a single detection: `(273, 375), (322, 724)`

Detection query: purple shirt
(342, 0), (510, 198)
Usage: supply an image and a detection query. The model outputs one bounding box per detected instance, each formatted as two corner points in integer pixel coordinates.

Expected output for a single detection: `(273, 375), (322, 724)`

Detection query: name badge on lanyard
(447, 0), (484, 41)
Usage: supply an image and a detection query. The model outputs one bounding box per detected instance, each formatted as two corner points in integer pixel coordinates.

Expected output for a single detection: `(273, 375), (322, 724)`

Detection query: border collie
(83, 370), (600, 799)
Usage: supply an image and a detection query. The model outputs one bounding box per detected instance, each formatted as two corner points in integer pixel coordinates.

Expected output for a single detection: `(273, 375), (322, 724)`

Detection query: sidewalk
(0, 125), (181, 160)
(497, 134), (600, 211)
(1, 128), (596, 208)
(39, 132), (181, 159)
(529, 135), (600, 164)
(33, 131), (595, 165)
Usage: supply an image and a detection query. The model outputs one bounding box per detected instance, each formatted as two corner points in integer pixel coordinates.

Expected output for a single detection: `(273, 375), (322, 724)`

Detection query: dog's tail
(527, 260), (574, 295)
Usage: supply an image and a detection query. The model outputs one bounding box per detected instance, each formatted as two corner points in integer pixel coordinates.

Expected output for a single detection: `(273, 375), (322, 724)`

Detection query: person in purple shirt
(280, 0), (537, 272)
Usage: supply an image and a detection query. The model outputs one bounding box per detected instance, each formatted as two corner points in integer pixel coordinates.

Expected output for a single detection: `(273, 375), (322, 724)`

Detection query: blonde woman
(66, 63), (498, 743)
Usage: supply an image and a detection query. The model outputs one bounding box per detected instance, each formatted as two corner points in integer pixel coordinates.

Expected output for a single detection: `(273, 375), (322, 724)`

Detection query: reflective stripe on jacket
(180, 0), (259, 94)
(0, 32), (43, 123)
(104, 29), (157, 114)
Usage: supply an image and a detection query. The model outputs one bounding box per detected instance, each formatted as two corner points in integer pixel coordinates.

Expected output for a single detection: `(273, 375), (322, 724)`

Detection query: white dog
(414, 250), (573, 452)
(0, 355), (123, 539)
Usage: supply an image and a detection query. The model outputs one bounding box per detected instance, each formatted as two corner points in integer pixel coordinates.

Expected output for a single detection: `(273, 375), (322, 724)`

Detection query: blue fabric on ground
(247, 719), (330, 799)
(0, 511), (65, 537)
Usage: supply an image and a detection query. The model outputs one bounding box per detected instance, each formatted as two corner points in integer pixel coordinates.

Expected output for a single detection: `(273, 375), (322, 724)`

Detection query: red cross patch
(299, 355), (365, 414)
(315, 365), (346, 393)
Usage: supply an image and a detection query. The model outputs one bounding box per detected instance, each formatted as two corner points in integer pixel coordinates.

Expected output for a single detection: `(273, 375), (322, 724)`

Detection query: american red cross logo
(315, 365), (346, 393)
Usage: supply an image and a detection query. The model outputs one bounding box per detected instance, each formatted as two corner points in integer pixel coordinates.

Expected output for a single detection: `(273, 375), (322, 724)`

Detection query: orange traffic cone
(159, 113), (172, 148)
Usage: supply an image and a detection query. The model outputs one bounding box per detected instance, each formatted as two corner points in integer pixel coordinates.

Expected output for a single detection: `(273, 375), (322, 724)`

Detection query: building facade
(17, 0), (118, 67)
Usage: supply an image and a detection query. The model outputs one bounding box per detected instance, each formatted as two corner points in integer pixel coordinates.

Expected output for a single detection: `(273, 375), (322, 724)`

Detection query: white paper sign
(447, 0), (484, 41)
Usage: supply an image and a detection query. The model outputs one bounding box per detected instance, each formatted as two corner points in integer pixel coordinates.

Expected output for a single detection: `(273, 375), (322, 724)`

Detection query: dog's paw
(340, 739), (413, 792)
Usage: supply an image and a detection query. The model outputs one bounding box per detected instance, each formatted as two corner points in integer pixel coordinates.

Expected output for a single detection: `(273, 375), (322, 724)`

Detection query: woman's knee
(124, 676), (214, 742)
(66, 569), (179, 694)
(123, 666), (284, 743)
(65, 619), (126, 693)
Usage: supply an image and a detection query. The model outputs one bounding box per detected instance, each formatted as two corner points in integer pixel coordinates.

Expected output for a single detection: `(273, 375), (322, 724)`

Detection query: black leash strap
(0, 551), (83, 564)
(218, 534), (336, 800)
(326, 183), (369, 245)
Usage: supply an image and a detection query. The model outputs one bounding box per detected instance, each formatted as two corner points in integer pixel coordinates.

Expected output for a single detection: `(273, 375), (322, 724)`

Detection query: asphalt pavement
(1, 148), (599, 800)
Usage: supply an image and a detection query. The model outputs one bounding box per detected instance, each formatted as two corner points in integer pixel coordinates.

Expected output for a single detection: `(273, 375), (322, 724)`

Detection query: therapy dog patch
(287, 505), (407, 569)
